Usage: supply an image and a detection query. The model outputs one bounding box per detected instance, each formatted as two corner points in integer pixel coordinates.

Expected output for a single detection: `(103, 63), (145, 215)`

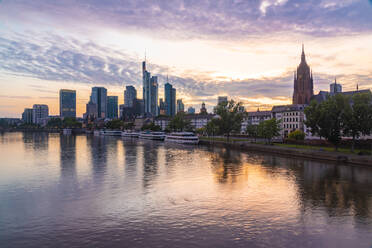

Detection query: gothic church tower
(293, 45), (314, 104)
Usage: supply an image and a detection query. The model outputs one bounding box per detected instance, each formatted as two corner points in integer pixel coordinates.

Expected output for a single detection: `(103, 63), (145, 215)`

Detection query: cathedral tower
(293, 45), (314, 105)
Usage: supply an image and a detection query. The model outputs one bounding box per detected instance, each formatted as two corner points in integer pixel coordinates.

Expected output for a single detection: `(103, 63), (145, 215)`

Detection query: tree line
(305, 92), (372, 151)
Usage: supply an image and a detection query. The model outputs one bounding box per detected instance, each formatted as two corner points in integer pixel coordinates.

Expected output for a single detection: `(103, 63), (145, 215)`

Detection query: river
(1, 132), (372, 247)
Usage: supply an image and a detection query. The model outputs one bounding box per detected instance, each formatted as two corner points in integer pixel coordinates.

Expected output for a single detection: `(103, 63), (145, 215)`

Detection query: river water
(1, 132), (372, 248)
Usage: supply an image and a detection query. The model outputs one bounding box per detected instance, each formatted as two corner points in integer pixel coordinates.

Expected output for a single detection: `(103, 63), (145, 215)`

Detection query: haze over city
(1, 0), (372, 117)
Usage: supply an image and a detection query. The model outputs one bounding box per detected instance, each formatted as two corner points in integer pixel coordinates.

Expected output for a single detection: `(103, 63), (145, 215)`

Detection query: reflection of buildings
(59, 135), (76, 180)
(88, 136), (108, 183)
(22, 132), (49, 151)
(142, 141), (159, 189)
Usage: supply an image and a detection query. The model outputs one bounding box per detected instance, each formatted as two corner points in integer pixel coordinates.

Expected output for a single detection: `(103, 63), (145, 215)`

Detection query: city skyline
(1, 0), (372, 117)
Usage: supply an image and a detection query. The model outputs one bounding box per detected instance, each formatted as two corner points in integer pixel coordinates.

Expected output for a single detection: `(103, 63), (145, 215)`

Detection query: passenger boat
(100, 130), (122, 136)
(121, 131), (140, 138)
(62, 128), (72, 135)
(139, 131), (165, 141)
(165, 132), (199, 144)
(93, 130), (101, 136)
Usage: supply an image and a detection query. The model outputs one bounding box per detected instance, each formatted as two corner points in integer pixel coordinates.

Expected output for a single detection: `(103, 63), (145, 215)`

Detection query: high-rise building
(165, 82), (176, 116)
(177, 99), (184, 113)
(330, 79), (342, 94)
(32, 104), (49, 125)
(84, 101), (98, 120)
(90, 87), (107, 118)
(293, 45), (314, 105)
(124, 85), (137, 107)
(187, 107), (195, 114)
(22, 108), (33, 124)
(59, 89), (76, 118)
(218, 96), (228, 104)
(107, 96), (118, 119)
(142, 61), (158, 116)
(159, 98), (166, 115)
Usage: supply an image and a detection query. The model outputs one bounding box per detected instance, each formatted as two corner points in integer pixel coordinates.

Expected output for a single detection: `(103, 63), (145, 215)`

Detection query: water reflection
(1, 132), (372, 248)
(142, 140), (159, 189)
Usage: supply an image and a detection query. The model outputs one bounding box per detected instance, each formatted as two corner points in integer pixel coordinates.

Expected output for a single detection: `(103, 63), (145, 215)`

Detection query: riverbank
(199, 139), (372, 166)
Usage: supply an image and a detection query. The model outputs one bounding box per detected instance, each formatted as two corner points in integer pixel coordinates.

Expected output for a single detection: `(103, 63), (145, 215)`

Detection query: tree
(123, 122), (134, 130)
(47, 117), (62, 128)
(205, 118), (220, 137)
(105, 119), (123, 130)
(141, 122), (161, 131)
(62, 117), (82, 128)
(258, 118), (281, 144)
(305, 94), (348, 151)
(246, 124), (259, 142)
(304, 100), (321, 138)
(167, 112), (192, 132)
(343, 92), (372, 152)
(288, 130), (305, 141)
(213, 100), (244, 140)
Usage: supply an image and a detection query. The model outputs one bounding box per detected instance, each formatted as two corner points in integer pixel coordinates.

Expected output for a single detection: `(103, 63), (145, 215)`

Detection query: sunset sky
(0, 0), (372, 117)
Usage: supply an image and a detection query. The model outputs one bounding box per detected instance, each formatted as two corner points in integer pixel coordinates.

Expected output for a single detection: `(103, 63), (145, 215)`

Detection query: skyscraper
(107, 96), (118, 119)
(217, 96), (228, 104)
(165, 82), (176, 116)
(59, 89), (76, 118)
(124, 85), (137, 107)
(142, 61), (158, 116)
(177, 99), (184, 113)
(22, 108), (33, 124)
(32, 104), (49, 125)
(293, 45), (314, 105)
(90, 87), (107, 118)
(159, 98), (166, 115)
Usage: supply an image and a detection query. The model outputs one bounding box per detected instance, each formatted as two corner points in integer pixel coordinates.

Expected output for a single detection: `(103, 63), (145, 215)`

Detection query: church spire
(301, 44), (306, 63)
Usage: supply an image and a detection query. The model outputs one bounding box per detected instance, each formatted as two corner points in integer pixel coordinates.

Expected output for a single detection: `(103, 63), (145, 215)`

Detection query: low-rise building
(241, 110), (272, 133)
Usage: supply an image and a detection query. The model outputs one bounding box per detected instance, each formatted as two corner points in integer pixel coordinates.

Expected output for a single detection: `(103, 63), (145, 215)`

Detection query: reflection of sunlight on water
(1, 132), (372, 247)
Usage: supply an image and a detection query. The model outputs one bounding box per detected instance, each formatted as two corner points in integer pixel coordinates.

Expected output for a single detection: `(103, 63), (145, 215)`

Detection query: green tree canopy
(205, 118), (220, 136)
(213, 100), (244, 140)
(141, 122), (161, 131)
(167, 112), (192, 132)
(257, 118), (281, 144)
(105, 119), (123, 130)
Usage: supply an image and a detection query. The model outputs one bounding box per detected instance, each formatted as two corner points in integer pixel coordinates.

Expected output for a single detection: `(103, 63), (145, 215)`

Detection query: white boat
(93, 130), (101, 136)
(139, 131), (165, 141)
(62, 128), (72, 135)
(100, 130), (122, 136)
(165, 132), (199, 144)
(121, 131), (140, 138)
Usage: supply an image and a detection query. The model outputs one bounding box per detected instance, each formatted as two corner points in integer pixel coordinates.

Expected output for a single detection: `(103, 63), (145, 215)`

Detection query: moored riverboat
(139, 131), (165, 141)
(165, 132), (199, 144)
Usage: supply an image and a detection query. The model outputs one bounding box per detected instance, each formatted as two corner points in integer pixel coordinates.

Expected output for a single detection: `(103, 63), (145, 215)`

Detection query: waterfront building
(84, 101), (98, 120)
(124, 85), (137, 107)
(107, 96), (118, 119)
(154, 114), (215, 131)
(165, 82), (176, 116)
(218, 96), (228, 104)
(241, 110), (272, 133)
(187, 107), (195, 114)
(59, 89), (76, 118)
(90, 87), (107, 118)
(272, 104), (307, 138)
(293, 45), (314, 105)
(159, 98), (166, 115)
(177, 99), (184, 113)
(22, 108), (33, 124)
(32, 104), (49, 125)
(142, 61), (158, 116)
(200, 102), (207, 114)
